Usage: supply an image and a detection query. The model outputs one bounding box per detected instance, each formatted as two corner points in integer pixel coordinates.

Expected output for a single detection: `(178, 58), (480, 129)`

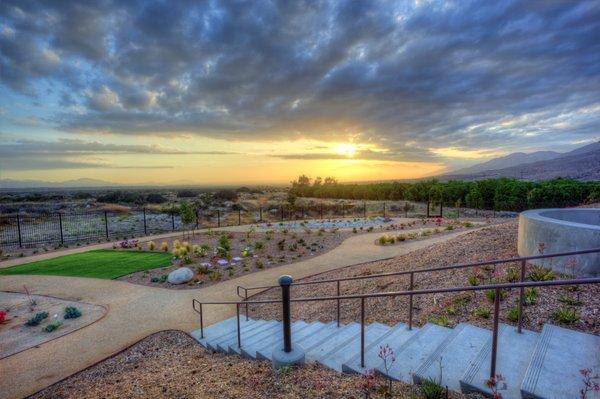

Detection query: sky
(1, 0), (599, 185)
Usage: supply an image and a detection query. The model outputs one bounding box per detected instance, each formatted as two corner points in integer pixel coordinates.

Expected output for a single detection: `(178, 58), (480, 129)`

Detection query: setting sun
(334, 143), (358, 157)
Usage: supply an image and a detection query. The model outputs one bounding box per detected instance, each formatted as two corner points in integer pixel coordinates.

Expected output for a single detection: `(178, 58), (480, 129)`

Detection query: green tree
(179, 200), (196, 238)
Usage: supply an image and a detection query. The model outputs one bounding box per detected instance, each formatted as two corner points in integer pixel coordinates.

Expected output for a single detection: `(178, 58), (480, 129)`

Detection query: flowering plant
(0, 310), (7, 324)
(119, 239), (139, 248)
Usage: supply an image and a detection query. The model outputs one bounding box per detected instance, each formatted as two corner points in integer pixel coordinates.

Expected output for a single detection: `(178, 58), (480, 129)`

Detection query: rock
(167, 267), (194, 284)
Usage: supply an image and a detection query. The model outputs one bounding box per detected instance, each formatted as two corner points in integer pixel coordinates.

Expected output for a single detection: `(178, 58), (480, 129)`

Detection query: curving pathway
(0, 226), (482, 399)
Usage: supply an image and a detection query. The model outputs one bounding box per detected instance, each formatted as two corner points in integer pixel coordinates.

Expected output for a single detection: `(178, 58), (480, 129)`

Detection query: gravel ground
(30, 330), (481, 399)
(249, 220), (600, 335)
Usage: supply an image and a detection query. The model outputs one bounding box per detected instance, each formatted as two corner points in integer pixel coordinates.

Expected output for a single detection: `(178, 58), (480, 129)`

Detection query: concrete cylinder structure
(518, 208), (600, 277)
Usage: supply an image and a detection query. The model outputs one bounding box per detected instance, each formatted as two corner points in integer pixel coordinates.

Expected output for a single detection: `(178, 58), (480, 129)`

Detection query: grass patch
(0, 250), (172, 279)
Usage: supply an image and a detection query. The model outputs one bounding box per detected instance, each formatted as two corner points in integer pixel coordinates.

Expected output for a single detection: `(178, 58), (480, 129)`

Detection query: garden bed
(0, 292), (106, 358)
(248, 220), (600, 335)
(30, 330), (479, 399)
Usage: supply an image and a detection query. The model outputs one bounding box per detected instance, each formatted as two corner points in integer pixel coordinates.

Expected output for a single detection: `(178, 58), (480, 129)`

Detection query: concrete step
(319, 322), (391, 372)
(460, 324), (539, 399)
(255, 321), (337, 360)
(382, 323), (455, 383)
(191, 317), (256, 348)
(205, 320), (269, 351)
(342, 323), (420, 374)
(413, 323), (490, 392)
(229, 321), (293, 355)
(236, 320), (309, 358)
(306, 322), (361, 361)
(216, 320), (279, 353)
(521, 324), (600, 399)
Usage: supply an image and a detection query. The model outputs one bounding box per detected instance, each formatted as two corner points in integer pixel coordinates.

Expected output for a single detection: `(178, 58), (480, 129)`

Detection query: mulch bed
(30, 330), (480, 399)
(248, 220), (600, 335)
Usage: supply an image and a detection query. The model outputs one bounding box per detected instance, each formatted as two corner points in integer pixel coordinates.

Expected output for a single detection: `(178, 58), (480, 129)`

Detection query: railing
(236, 247), (600, 333)
(194, 276), (600, 379)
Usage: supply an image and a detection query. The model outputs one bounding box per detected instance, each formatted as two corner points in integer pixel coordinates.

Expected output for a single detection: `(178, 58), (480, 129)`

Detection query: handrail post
(360, 297), (366, 368)
(490, 288), (500, 378)
(58, 213), (64, 245)
(245, 288), (249, 321)
(236, 303), (241, 348)
(363, 202), (366, 218)
(259, 206), (263, 222)
(336, 280), (341, 327)
(408, 272), (414, 330)
(279, 275), (293, 353)
(518, 260), (526, 333)
(16, 214), (22, 248)
(199, 302), (204, 339)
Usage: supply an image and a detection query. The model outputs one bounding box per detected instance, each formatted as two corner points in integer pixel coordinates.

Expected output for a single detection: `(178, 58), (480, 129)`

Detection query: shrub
(195, 244), (210, 257)
(196, 265), (211, 275)
(528, 266), (555, 281)
(183, 241), (191, 253)
(255, 260), (264, 269)
(25, 311), (48, 326)
(463, 221), (473, 228)
(172, 248), (181, 258)
(452, 293), (471, 306)
(277, 239), (286, 251)
(147, 241), (156, 250)
(64, 306), (82, 319)
(151, 274), (168, 283)
(551, 307), (578, 324)
(506, 306), (520, 322)
(43, 321), (61, 333)
(474, 308), (490, 319)
(173, 239), (181, 249)
(183, 255), (193, 264)
(396, 234), (406, 242)
(467, 273), (479, 286)
(160, 242), (169, 252)
(209, 271), (222, 281)
(0, 310), (6, 324)
(445, 225), (454, 231)
(421, 229), (432, 237)
(352, 227), (357, 234)
(524, 287), (537, 305)
(505, 267), (519, 283)
(378, 235), (388, 245)
(444, 305), (457, 316)
(254, 241), (264, 251)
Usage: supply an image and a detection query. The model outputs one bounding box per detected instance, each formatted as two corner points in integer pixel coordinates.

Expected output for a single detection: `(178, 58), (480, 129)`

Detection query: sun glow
(334, 143), (358, 157)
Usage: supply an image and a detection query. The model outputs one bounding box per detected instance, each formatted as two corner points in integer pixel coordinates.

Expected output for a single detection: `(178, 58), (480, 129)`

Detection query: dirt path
(0, 227), (480, 399)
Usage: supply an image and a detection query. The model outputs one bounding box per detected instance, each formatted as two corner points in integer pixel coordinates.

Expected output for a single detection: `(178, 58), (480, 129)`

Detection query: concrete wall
(518, 208), (600, 277)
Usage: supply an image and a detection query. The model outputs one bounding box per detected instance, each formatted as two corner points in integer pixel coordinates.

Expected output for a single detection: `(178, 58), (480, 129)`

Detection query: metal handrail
(193, 277), (600, 377)
(235, 247), (600, 328)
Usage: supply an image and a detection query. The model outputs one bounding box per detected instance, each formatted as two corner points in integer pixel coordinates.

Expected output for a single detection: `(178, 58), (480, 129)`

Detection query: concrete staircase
(191, 319), (600, 399)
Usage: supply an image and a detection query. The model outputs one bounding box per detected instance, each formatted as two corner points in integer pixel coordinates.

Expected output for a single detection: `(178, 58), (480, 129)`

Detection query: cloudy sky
(1, 0), (599, 185)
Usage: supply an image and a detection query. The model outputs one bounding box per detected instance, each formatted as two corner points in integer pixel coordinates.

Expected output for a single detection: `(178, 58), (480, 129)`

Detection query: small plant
(25, 311), (49, 326)
(183, 254), (193, 264)
(378, 344), (396, 395)
(255, 260), (264, 269)
(505, 267), (519, 283)
(468, 273), (480, 286)
(64, 306), (82, 319)
(485, 289), (506, 303)
(579, 368), (600, 399)
(0, 310), (7, 324)
(558, 294), (583, 306)
(421, 229), (432, 237)
(552, 307), (578, 324)
(453, 293), (471, 306)
(196, 265), (211, 275)
(23, 285), (37, 311)
(209, 270), (223, 281)
(378, 235), (388, 245)
(195, 244), (210, 257)
(420, 377), (445, 399)
(506, 306), (520, 323)
(147, 241), (156, 250)
(396, 234), (406, 241)
(160, 242), (169, 252)
(43, 321), (61, 332)
(173, 239), (181, 249)
(474, 307), (491, 319)
(528, 265), (555, 281)
(524, 287), (537, 305)
(430, 314), (450, 327)
(172, 248), (181, 258)
(352, 227), (357, 234)
(277, 239), (286, 251)
(358, 368), (378, 399)
(253, 241), (264, 251)
(445, 224), (454, 231)
(444, 305), (457, 316)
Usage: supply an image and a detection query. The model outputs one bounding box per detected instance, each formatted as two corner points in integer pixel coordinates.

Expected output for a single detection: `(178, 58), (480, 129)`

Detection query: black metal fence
(0, 201), (511, 250)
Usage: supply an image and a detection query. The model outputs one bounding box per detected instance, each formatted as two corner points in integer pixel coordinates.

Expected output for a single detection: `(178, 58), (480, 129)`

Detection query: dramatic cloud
(1, 0), (599, 157)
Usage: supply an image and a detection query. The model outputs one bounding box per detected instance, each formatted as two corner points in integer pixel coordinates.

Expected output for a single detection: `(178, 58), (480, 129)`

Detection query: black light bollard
(272, 275), (305, 369)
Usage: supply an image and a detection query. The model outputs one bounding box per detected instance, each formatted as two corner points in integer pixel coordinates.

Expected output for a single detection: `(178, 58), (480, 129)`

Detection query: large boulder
(167, 267), (194, 284)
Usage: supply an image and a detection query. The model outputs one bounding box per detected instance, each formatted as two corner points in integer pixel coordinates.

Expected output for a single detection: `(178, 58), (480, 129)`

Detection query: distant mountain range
(0, 178), (119, 189)
(442, 141), (600, 181)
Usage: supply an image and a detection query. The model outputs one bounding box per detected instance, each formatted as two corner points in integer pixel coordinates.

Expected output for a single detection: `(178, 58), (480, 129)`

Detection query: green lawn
(0, 250), (173, 279)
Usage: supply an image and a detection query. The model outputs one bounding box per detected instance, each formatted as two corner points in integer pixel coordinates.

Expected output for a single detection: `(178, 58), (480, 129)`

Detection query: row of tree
(289, 176), (600, 212)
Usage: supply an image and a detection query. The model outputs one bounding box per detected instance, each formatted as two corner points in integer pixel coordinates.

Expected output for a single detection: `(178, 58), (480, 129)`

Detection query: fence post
(383, 202), (386, 218)
(58, 213), (64, 245)
(238, 209), (241, 225)
(259, 206), (263, 222)
(336, 280), (341, 327)
(280, 206), (284, 221)
(104, 211), (109, 240)
(171, 213), (175, 231)
(360, 297), (365, 368)
(16, 214), (22, 248)
(217, 210), (221, 228)
(440, 202), (443, 218)
(363, 202), (366, 218)
(426, 201), (430, 218)
(408, 272), (414, 330)
(490, 287), (500, 378)
(236, 303), (241, 348)
(279, 275), (293, 352)
(143, 208), (147, 235)
(320, 203), (323, 219)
